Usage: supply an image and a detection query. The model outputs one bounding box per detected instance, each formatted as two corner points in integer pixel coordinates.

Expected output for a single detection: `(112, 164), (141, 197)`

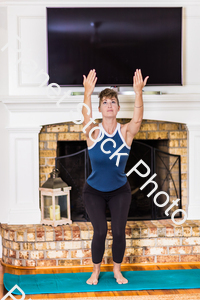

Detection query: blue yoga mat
(4, 269), (200, 294)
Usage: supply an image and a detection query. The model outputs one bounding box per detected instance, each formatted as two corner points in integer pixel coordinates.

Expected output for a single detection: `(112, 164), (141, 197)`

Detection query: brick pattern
(1, 220), (200, 267)
(39, 119), (187, 211)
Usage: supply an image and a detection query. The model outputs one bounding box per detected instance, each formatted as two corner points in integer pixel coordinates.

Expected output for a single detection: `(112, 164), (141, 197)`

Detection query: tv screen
(47, 7), (182, 86)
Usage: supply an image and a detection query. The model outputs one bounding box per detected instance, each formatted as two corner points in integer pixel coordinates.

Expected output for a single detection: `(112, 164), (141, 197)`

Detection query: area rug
(4, 269), (200, 295)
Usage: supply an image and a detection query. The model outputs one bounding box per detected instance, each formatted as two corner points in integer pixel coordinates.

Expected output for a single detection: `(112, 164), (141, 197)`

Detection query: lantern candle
(50, 205), (60, 220)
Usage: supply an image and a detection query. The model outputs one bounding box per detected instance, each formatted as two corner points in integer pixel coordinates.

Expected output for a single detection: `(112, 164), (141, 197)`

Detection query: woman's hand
(83, 69), (98, 97)
(133, 69), (149, 94)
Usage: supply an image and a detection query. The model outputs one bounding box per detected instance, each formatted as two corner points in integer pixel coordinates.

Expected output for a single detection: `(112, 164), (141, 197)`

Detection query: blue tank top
(87, 122), (131, 192)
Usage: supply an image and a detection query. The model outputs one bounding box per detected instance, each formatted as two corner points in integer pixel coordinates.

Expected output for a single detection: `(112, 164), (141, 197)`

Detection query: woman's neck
(102, 118), (117, 134)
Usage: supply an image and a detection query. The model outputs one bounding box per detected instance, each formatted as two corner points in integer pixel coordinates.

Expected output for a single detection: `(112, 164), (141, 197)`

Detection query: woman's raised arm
(82, 69), (98, 137)
(126, 69), (149, 137)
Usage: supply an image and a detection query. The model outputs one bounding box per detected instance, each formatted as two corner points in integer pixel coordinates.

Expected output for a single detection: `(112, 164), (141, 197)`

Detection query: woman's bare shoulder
(86, 123), (101, 148)
(119, 122), (133, 147)
(119, 122), (128, 132)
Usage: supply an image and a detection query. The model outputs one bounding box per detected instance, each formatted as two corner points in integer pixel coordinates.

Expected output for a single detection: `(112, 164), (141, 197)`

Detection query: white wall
(0, 97), (9, 259)
(0, 8), (9, 225)
(0, 7), (8, 95)
(0, 102), (9, 224)
(0, 8), (10, 225)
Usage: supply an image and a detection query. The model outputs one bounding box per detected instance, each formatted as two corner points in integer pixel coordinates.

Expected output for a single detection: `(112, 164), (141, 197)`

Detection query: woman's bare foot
(113, 261), (128, 284)
(86, 262), (101, 285)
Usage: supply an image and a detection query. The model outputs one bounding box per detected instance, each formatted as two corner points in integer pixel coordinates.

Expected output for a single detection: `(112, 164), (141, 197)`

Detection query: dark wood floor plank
(196, 265), (200, 269)
(177, 288), (200, 294)
(136, 290), (149, 295)
(182, 264), (193, 269)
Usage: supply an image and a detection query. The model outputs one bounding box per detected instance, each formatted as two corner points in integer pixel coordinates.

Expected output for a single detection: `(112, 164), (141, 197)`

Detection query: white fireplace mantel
(1, 93), (200, 125)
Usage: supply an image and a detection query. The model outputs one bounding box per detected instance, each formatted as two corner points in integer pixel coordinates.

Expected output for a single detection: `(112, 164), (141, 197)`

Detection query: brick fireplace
(1, 116), (192, 268)
(1, 92), (200, 267)
(39, 118), (187, 213)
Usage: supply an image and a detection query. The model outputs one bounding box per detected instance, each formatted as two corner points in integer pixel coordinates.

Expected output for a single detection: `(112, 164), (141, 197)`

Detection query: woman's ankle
(93, 262), (101, 272)
(113, 261), (122, 272)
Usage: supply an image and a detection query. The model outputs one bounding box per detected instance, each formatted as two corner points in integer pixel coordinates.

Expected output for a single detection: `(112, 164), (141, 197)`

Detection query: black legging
(82, 180), (132, 264)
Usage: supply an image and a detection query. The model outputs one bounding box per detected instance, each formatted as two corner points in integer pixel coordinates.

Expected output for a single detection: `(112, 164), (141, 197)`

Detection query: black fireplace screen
(55, 140), (182, 222)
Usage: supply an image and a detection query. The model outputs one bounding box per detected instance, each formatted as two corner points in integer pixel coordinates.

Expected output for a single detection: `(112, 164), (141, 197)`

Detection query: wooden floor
(1, 262), (200, 298)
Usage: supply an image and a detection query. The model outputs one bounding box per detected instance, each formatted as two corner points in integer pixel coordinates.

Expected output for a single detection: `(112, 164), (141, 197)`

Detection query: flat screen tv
(46, 7), (182, 86)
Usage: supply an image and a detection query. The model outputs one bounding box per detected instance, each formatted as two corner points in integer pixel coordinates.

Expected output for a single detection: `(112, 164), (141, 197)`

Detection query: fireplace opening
(56, 139), (182, 222)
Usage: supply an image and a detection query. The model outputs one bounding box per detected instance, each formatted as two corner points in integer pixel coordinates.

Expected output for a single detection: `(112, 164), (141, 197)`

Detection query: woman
(82, 69), (149, 285)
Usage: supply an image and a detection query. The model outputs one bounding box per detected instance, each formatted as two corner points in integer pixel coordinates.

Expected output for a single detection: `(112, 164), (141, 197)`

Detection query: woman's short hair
(98, 88), (119, 108)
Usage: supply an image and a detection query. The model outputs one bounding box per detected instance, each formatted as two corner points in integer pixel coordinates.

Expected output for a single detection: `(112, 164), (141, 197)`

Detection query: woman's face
(98, 97), (120, 117)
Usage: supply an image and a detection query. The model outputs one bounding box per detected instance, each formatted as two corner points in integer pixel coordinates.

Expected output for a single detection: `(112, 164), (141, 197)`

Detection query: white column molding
(186, 123), (200, 219)
(7, 126), (42, 224)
